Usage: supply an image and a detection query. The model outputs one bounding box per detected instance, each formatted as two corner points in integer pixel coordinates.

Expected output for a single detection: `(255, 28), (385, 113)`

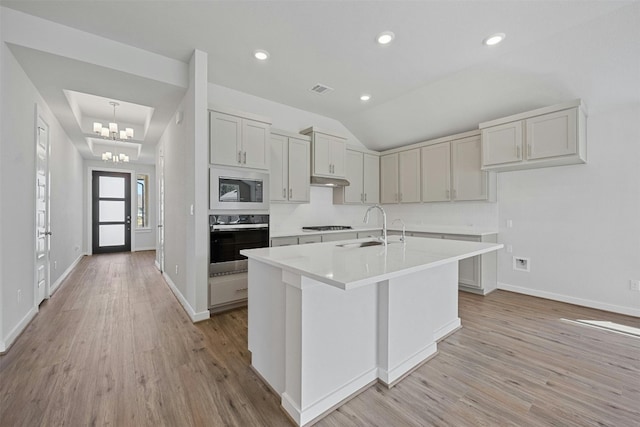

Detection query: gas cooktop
(302, 225), (353, 232)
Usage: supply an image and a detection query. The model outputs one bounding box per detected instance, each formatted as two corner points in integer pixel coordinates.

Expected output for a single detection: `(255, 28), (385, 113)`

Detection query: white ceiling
(1, 0), (636, 155)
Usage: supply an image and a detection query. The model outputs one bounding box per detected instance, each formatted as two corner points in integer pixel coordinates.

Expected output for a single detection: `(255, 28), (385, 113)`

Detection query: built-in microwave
(209, 166), (270, 212)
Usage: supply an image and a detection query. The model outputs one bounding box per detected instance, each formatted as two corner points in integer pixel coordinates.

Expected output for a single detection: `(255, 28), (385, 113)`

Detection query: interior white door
(35, 112), (50, 305)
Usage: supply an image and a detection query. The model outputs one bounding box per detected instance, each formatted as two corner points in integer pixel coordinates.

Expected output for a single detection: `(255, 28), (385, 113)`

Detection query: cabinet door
(443, 234), (481, 288)
(344, 150), (364, 203)
(298, 235), (321, 244)
(312, 133), (332, 176)
(362, 153), (380, 204)
(399, 149), (421, 203)
(421, 142), (451, 202)
(481, 121), (523, 166)
(452, 135), (487, 201)
(242, 119), (270, 169)
(330, 137), (346, 177)
(288, 137), (310, 202)
(526, 108), (577, 160)
(271, 236), (298, 247)
(210, 111), (242, 166)
(380, 154), (399, 204)
(269, 134), (288, 202)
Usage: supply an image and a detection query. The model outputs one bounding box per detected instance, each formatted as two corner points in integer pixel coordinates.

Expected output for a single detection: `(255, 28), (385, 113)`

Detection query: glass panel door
(92, 171), (131, 253)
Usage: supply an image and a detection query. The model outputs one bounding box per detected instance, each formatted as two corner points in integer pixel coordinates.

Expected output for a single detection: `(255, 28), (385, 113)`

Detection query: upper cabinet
(301, 127), (347, 178)
(209, 108), (271, 170)
(380, 150), (420, 204)
(421, 142), (451, 202)
(333, 149), (380, 205)
(451, 135), (488, 201)
(270, 130), (310, 203)
(480, 100), (586, 172)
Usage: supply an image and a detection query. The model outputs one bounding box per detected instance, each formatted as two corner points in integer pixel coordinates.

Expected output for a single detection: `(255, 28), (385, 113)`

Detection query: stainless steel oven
(209, 166), (269, 212)
(209, 214), (269, 276)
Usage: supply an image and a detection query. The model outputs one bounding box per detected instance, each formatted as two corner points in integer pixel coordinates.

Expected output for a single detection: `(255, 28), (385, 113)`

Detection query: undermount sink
(337, 240), (384, 248)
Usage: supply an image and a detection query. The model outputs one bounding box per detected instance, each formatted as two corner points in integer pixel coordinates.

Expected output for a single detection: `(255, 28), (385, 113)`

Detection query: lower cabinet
(209, 272), (249, 313)
(409, 232), (498, 295)
(271, 230), (379, 247)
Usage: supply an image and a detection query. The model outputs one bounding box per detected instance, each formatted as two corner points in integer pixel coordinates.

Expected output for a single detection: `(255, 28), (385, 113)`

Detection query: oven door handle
(212, 224), (269, 231)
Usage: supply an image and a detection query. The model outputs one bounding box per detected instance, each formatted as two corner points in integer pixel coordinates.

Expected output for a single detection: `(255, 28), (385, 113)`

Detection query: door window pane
(99, 176), (125, 198)
(99, 224), (125, 246)
(137, 174), (149, 227)
(99, 201), (125, 222)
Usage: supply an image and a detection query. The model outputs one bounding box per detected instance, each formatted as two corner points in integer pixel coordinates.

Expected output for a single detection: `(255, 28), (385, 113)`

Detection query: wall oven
(209, 214), (269, 277)
(209, 166), (269, 212)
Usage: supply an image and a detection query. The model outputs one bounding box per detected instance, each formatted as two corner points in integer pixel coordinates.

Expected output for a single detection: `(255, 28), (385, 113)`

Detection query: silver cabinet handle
(516, 146), (521, 159)
(283, 188), (286, 198)
(289, 188), (293, 198)
(243, 151), (247, 164)
(364, 193), (367, 202)
(238, 151), (242, 163)
(527, 144), (531, 158)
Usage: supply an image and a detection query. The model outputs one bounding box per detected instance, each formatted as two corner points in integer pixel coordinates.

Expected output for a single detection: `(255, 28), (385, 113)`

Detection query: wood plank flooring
(1, 251), (638, 426)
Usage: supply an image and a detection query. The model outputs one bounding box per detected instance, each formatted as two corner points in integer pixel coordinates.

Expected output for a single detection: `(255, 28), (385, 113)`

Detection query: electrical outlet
(630, 280), (640, 292)
(175, 265), (179, 275)
(17, 289), (22, 303)
(513, 256), (530, 272)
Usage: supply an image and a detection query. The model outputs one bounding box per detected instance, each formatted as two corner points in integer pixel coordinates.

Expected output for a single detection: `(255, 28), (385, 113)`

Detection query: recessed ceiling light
(483, 33), (506, 46)
(254, 50), (270, 60)
(360, 94), (371, 101)
(377, 31), (395, 45)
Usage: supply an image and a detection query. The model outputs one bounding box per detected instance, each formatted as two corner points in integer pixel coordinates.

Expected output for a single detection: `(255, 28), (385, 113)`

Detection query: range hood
(310, 176), (350, 187)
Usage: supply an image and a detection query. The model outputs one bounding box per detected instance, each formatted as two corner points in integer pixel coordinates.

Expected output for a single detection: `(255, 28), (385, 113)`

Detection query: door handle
(243, 151), (247, 164)
(238, 151), (242, 163)
(283, 188), (286, 198)
(289, 188), (293, 198)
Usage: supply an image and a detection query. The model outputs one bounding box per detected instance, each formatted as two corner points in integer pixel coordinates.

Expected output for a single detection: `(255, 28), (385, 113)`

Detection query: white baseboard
(154, 260), (161, 271)
(497, 282), (640, 317)
(0, 306), (38, 354)
(281, 367), (379, 426)
(134, 246), (156, 252)
(434, 318), (462, 342)
(379, 342), (437, 385)
(50, 253), (85, 295)
(162, 272), (210, 323)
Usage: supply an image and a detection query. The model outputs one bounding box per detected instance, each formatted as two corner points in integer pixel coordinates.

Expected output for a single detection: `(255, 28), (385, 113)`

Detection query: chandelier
(93, 101), (134, 141)
(101, 151), (129, 163)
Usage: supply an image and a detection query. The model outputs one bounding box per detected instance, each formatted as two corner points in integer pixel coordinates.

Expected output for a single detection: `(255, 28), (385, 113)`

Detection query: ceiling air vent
(310, 83), (334, 95)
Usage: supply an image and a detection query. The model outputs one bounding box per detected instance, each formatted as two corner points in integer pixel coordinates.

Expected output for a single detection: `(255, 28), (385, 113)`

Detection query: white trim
(50, 254), (84, 294)
(0, 306), (38, 354)
(133, 246), (156, 252)
(154, 259), (161, 271)
(281, 367), (379, 426)
(497, 282), (640, 317)
(378, 342), (437, 385)
(433, 318), (462, 342)
(162, 272), (210, 323)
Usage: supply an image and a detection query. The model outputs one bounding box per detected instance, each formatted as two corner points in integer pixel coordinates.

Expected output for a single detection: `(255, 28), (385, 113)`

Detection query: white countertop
(270, 224), (497, 238)
(242, 236), (503, 290)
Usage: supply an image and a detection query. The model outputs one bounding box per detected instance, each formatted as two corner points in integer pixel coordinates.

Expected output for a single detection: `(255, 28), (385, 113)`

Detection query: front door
(35, 113), (50, 305)
(92, 171), (131, 254)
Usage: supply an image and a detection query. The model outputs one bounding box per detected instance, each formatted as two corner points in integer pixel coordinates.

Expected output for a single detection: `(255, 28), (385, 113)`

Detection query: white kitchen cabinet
(334, 150), (380, 205)
(451, 135), (488, 201)
(301, 127), (347, 178)
(380, 150), (420, 204)
(410, 231), (497, 294)
(421, 142), (451, 202)
(209, 272), (248, 313)
(399, 149), (421, 203)
(210, 109), (271, 170)
(270, 130), (310, 203)
(270, 236), (299, 247)
(480, 100), (586, 172)
(380, 153), (399, 204)
(298, 235), (322, 244)
(320, 232), (358, 242)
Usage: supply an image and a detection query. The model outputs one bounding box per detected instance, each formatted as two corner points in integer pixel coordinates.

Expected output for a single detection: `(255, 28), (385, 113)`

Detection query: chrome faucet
(392, 218), (406, 242)
(363, 205), (387, 246)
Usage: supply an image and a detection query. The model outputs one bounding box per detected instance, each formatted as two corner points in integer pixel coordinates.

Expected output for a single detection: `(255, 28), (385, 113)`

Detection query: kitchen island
(241, 236), (503, 426)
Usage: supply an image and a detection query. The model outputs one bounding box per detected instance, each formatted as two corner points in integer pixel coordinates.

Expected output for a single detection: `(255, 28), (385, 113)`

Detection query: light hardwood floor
(1, 251), (638, 426)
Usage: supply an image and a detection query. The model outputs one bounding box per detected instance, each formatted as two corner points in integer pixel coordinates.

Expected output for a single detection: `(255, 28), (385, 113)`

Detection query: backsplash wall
(270, 186), (499, 233)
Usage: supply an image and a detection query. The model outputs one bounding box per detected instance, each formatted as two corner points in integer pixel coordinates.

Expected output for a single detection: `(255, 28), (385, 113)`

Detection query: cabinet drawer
(271, 236), (299, 247)
(321, 232), (358, 242)
(298, 235), (322, 244)
(209, 273), (248, 307)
